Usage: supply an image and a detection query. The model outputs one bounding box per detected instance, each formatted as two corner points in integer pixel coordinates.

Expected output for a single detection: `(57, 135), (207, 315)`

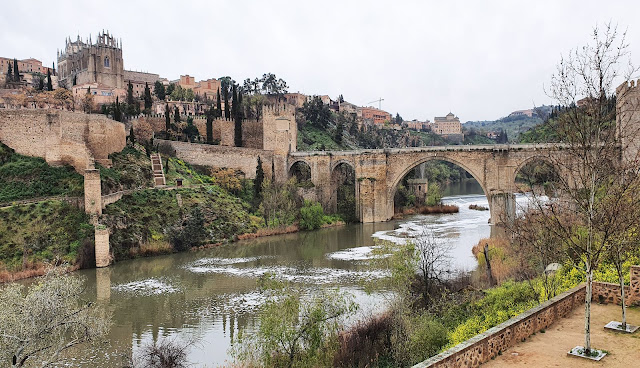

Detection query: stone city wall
(156, 139), (279, 179)
(0, 109), (125, 172)
(413, 284), (586, 368)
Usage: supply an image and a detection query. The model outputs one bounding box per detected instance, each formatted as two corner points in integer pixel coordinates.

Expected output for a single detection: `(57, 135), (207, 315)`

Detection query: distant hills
(464, 106), (552, 143)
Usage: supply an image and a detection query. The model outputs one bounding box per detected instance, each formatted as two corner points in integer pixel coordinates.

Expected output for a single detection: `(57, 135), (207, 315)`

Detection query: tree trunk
(484, 243), (495, 286)
(619, 269), (627, 329)
(584, 267), (593, 354)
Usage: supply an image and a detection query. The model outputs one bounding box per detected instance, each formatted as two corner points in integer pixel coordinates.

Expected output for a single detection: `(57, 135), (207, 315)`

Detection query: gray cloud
(2, 0), (639, 121)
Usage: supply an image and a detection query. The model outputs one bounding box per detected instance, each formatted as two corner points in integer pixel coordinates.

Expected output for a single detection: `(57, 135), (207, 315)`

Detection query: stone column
(358, 178), (376, 223)
(95, 226), (111, 268)
(489, 191), (515, 226)
(84, 169), (102, 216)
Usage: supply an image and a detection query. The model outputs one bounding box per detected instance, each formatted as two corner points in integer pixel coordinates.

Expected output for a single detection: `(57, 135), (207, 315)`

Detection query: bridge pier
(489, 191), (516, 226)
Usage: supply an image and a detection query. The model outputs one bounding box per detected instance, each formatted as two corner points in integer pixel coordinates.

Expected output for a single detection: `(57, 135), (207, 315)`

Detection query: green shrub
(0, 143), (83, 202)
(299, 201), (324, 230)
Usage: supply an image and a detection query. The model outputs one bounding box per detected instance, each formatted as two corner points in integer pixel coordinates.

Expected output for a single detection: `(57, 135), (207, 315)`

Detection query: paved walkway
(482, 303), (640, 367)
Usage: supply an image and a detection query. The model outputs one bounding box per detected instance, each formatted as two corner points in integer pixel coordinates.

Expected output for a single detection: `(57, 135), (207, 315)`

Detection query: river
(72, 181), (528, 366)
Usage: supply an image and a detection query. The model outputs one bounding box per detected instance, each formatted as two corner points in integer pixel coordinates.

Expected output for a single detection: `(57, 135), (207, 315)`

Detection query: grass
(0, 200), (93, 271)
(0, 142), (83, 203)
(102, 186), (259, 260)
(99, 145), (154, 194)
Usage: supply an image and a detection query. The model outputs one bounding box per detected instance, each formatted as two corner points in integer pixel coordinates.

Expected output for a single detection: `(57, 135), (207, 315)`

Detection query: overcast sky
(2, 0), (640, 122)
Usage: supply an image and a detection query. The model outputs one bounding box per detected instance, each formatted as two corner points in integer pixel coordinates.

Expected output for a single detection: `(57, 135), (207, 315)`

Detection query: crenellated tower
(57, 31), (124, 89)
(616, 79), (640, 163)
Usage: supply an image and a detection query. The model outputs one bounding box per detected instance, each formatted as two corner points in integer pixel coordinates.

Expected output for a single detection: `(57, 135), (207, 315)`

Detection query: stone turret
(262, 104), (297, 154)
(616, 79), (640, 163)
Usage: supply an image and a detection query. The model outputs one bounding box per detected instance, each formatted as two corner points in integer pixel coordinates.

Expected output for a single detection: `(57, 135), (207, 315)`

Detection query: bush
(299, 201), (324, 230)
(169, 207), (207, 251)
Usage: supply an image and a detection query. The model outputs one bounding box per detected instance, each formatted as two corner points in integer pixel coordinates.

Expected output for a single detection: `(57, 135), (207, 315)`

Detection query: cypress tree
(174, 106), (181, 123)
(206, 107), (214, 144)
(216, 88), (222, 118)
(6, 63), (12, 82)
(231, 84), (238, 118)
(223, 86), (230, 119)
(144, 82), (152, 112)
(335, 119), (343, 144)
(165, 103), (171, 131)
(129, 126), (136, 145)
(113, 97), (122, 122)
(52, 62), (55, 76)
(38, 77), (44, 91)
(46, 69), (52, 91)
(13, 59), (19, 82)
(271, 159), (275, 182)
(255, 156), (264, 203)
(127, 81), (134, 105)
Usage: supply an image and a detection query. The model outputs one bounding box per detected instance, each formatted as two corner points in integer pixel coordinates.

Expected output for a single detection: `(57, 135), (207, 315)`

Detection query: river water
(72, 181), (528, 366)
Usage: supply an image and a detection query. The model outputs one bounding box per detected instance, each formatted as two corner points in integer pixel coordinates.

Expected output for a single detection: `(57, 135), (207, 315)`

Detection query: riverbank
(393, 204), (459, 219)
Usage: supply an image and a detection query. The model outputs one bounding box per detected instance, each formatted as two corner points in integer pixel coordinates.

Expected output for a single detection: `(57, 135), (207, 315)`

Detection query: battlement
(263, 103), (295, 116)
(616, 79), (640, 94)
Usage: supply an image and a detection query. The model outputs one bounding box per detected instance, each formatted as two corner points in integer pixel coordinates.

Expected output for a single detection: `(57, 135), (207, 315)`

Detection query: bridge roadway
(287, 143), (566, 224)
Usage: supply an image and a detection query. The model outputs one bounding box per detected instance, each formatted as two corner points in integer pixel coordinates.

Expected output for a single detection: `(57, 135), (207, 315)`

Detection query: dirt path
(482, 303), (640, 367)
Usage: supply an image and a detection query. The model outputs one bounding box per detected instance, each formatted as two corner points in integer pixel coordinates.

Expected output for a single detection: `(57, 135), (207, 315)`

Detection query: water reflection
(74, 185), (508, 366)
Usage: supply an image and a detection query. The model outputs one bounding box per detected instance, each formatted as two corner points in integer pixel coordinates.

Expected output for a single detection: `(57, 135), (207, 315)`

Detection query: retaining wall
(156, 139), (280, 179)
(413, 284), (586, 368)
(591, 266), (640, 306)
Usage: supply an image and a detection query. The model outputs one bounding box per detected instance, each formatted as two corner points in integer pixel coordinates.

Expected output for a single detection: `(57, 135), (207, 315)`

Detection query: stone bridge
(288, 144), (567, 224)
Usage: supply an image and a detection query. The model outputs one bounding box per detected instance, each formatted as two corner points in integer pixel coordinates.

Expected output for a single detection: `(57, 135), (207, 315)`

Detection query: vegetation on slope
(465, 110), (549, 143)
(0, 201), (93, 271)
(98, 145), (154, 194)
(102, 186), (260, 260)
(0, 142), (83, 203)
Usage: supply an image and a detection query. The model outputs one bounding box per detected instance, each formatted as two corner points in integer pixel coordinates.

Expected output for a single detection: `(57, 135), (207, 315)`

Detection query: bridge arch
(331, 161), (357, 221)
(387, 155), (490, 219)
(513, 155), (562, 197)
(288, 160), (313, 184)
(330, 159), (355, 172)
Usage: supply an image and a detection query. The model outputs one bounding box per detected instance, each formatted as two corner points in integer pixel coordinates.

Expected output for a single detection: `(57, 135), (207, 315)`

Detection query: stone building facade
(360, 106), (392, 125)
(124, 70), (159, 98)
(0, 57), (53, 76)
(432, 112), (462, 135)
(57, 32), (124, 89)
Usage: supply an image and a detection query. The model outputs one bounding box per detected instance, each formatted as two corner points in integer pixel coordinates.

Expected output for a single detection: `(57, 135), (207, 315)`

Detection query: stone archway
(331, 161), (357, 222)
(387, 155), (491, 219)
(289, 160), (312, 184)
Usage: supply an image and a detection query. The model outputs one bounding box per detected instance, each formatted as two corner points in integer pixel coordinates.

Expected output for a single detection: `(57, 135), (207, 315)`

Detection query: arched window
(104, 56), (110, 68)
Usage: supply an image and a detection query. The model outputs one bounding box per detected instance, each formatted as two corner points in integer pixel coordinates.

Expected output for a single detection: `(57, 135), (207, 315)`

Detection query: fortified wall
(131, 104), (296, 180)
(0, 109), (126, 172)
(130, 104), (297, 154)
(156, 139), (280, 179)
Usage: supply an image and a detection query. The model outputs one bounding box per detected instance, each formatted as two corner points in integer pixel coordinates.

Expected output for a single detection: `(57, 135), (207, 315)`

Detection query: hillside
(0, 142), (84, 204)
(464, 106), (552, 142)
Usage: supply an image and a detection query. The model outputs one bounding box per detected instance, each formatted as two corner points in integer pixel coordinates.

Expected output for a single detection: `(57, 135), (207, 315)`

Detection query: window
(104, 56), (110, 68)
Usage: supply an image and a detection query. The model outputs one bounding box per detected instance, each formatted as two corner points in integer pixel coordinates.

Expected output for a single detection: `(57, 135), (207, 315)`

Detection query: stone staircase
(150, 153), (166, 186)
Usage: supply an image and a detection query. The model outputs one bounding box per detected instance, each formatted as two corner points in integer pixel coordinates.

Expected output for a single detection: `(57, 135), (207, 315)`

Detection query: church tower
(57, 31), (124, 89)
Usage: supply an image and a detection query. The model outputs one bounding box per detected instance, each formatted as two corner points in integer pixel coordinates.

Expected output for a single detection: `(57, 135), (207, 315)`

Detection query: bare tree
(518, 22), (640, 356)
(412, 230), (453, 305)
(132, 338), (193, 368)
(0, 269), (110, 367)
(603, 183), (640, 330)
